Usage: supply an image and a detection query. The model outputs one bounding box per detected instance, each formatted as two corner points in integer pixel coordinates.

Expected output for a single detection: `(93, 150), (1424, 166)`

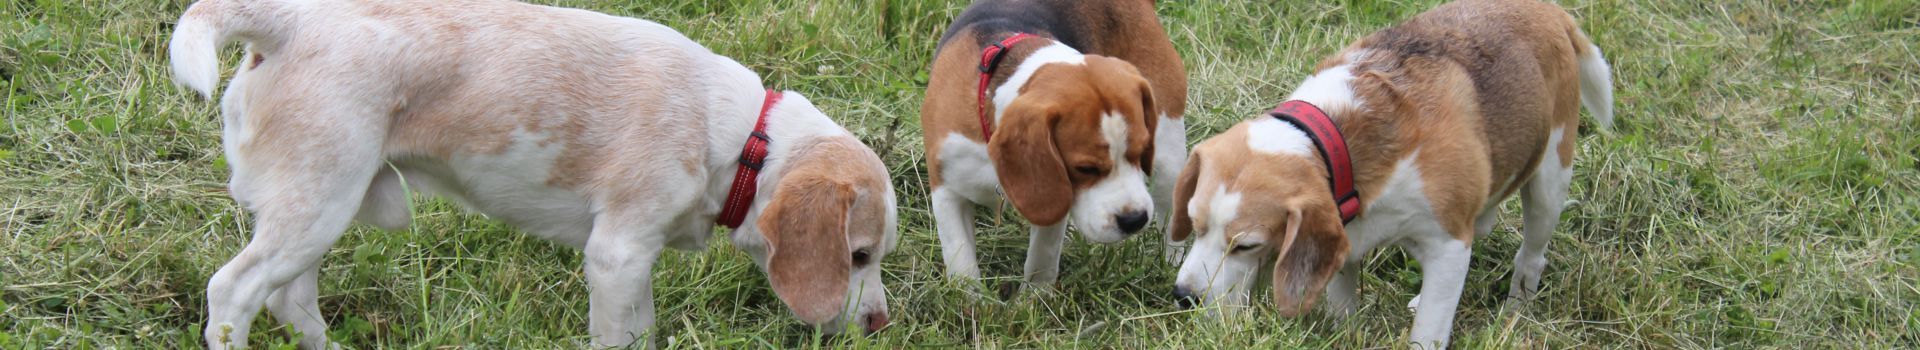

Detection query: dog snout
(1116, 210), (1150, 234)
(1173, 286), (1199, 309)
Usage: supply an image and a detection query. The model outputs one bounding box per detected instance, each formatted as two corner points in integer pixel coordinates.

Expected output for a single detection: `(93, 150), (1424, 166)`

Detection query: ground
(2, 0), (1917, 348)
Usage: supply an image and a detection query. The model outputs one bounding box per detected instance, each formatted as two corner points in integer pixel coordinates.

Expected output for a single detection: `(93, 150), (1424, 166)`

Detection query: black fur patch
(937, 0), (1091, 53)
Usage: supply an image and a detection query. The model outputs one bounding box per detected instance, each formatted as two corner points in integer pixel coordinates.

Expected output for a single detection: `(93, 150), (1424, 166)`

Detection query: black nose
(1173, 287), (1199, 309)
(1116, 211), (1150, 234)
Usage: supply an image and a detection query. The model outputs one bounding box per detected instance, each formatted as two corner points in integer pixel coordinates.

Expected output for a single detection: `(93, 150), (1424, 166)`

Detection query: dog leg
(1473, 206), (1499, 238)
(265, 267), (331, 350)
(1152, 115), (1189, 265)
(1513, 145), (1573, 300)
(1407, 237), (1470, 350)
(1023, 222), (1069, 286)
(583, 213), (668, 348)
(931, 187), (981, 279)
(1321, 265), (1360, 318)
(205, 144), (380, 350)
(353, 166), (410, 231)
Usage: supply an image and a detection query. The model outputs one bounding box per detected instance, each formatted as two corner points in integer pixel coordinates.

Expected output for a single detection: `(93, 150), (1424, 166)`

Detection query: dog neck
(698, 77), (851, 236)
(1283, 52), (1409, 210)
(986, 37), (1086, 125)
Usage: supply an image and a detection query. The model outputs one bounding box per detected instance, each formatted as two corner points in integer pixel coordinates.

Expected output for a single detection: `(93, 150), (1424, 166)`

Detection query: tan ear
(1271, 205), (1350, 316)
(988, 99), (1073, 226)
(1166, 149), (1202, 242)
(758, 177), (855, 324)
(1138, 81), (1159, 175)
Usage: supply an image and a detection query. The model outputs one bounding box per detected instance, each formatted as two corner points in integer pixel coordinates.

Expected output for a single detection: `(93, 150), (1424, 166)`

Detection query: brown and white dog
(169, 0), (898, 348)
(920, 0), (1189, 285)
(1167, 0), (1613, 347)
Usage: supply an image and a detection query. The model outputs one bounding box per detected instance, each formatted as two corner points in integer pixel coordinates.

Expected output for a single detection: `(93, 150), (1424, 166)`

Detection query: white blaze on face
(1175, 185), (1266, 308)
(1070, 112), (1152, 243)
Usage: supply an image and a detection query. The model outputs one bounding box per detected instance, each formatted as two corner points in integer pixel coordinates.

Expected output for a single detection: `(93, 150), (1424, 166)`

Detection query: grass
(2, 0), (1917, 348)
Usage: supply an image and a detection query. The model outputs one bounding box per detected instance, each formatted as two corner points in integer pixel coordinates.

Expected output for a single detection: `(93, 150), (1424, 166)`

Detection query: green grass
(3, 0), (1917, 348)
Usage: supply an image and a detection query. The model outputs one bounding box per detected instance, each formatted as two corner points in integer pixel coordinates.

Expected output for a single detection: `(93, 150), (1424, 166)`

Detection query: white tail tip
(169, 17), (222, 99)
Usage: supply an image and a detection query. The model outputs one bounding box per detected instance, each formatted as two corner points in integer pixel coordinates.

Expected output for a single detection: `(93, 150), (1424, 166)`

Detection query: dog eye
(1073, 165), (1103, 176)
(1230, 243), (1262, 254)
(851, 248), (872, 266)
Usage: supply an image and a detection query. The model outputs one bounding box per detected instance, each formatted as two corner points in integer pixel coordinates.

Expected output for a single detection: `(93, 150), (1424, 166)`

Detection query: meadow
(2, 0), (1917, 348)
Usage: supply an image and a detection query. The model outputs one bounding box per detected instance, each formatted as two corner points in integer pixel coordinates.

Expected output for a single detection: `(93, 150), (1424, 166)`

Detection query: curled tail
(169, 0), (289, 99)
(1570, 28), (1614, 130)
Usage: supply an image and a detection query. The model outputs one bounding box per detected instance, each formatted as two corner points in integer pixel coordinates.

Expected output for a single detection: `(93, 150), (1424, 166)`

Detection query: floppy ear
(1167, 149), (1202, 242)
(758, 177), (855, 324)
(1270, 205), (1350, 316)
(988, 99), (1073, 226)
(1137, 81), (1159, 175)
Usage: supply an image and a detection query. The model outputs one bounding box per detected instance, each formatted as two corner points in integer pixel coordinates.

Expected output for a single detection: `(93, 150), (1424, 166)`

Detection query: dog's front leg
(931, 187), (981, 279)
(1407, 237), (1472, 350)
(1152, 115), (1190, 265)
(1023, 223), (1068, 286)
(583, 216), (668, 348)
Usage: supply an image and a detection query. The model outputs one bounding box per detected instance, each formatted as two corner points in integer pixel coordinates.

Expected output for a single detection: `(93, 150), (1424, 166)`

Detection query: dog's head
(991, 54), (1160, 242)
(1168, 118), (1350, 314)
(749, 128), (898, 334)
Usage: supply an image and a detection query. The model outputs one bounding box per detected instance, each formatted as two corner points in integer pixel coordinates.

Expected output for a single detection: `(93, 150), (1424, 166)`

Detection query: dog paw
(1406, 295), (1422, 313)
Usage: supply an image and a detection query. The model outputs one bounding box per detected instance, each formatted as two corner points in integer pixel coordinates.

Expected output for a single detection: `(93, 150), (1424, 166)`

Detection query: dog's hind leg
(1511, 126), (1575, 301)
(264, 267), (329, 349)
(354, 166), (411, 231)
(204, 105), (386, 350)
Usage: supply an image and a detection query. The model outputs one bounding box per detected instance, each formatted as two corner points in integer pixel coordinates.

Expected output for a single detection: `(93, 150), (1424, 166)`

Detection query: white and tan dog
(1167, 0), (1613, 347)
(920, 0), (1189, 285)
(169, 0), (898, 348)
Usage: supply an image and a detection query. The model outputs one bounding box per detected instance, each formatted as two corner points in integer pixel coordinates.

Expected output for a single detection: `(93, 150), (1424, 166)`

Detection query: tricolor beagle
(169, 0), (898, 348)
(1167, 0), (1614, 347)
(920, 0), (1190, 285)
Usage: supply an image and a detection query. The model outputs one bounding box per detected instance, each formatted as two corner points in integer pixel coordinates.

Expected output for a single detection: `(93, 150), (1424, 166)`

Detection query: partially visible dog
(169, 0), (898, 348)
(1166, 0), (1613, 347)
(920, 0), (1190, 285)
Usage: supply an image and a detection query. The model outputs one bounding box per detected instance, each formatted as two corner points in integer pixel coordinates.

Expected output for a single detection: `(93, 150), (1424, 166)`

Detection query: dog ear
(1167, 148), (1203, 242)
(988, 99), (1073, 226)
(1270, 204), (1350, 316)
(758, 177), (855, 324)
(1137, 80), (1159, 175)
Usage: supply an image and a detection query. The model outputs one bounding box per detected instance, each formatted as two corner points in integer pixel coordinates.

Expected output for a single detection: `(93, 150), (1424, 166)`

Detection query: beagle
(920, 0), (1190, 285)
(1166, 0), (1614, 347)
(169, 0), (898, 348)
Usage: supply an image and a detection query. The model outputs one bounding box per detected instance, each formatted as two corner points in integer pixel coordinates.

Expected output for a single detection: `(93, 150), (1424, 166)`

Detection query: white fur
(1174, 185), (1261, 311)
(1286, 52), (1366, 114)
(1512, 128), (1572, 301)
(1153, 114), (1191, 264)
(1069, 112), (1154, 243)
(930, 134), (1000, 279)
(169, 11), (222, 97)
(991, 43), (1085, 123)
(171, 1), (895, 348)
(1577, 43), (1615, 130)
(1244, 117), (1314, 156)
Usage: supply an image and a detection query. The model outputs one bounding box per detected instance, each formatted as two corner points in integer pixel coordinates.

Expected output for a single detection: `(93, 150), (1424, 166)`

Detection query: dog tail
(1570, 28), (1614, 131)
(169, 0), (290, 99)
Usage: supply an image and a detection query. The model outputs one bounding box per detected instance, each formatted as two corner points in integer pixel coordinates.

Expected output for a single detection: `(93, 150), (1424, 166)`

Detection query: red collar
(717, 89), (782, 229)
(1268, 100), (1362, 223)
(976, 32), (1038, 142)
